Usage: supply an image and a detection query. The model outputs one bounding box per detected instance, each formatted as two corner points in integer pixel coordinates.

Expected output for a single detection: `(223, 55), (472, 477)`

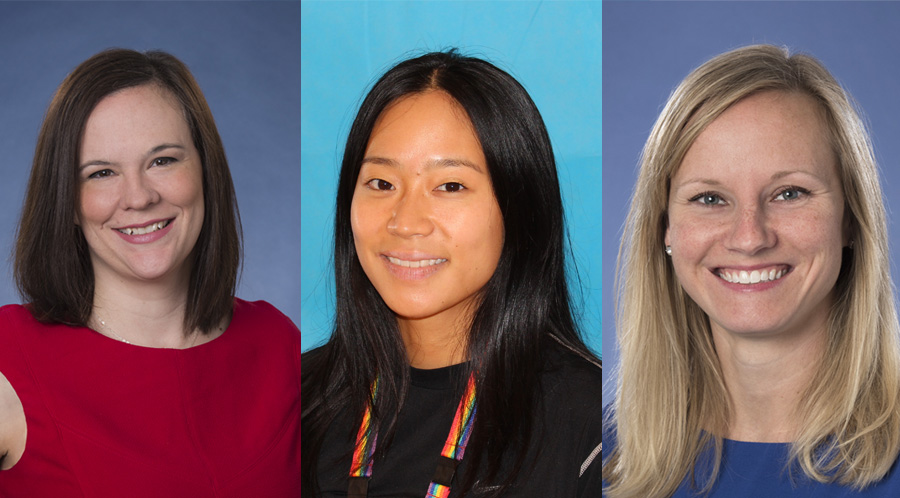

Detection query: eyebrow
(79, 143), (186, 170)
(362, 156), (485, 174)
(675, 170), (820, 189)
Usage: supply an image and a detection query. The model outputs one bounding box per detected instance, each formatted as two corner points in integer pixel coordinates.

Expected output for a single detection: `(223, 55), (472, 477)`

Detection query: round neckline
(723, 438), (791, 446)
(409, 361), (468, 390)
(83, 312), (234, 352)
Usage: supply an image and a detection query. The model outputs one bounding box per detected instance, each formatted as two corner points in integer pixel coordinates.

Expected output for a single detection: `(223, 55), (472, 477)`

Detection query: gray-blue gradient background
(602, 1), (900, 403)
(301, 1), (601, 354)
(0, 1), (300, 324)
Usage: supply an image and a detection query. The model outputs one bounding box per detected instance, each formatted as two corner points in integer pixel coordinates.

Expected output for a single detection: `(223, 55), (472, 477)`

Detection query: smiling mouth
(385, 256), (447, 268)
(716, 266), (791, 285)
(116, 219), (172, 236)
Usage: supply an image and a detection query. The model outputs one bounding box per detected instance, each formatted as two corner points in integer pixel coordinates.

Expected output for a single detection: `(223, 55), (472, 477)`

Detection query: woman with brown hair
(603, 45), (900, 496)
(0, 49), (300, 495)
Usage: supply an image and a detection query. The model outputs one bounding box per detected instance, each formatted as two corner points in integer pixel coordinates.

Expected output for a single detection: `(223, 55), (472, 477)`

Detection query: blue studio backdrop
(602, 1), (900, 403)
(0, 1), (300, 325)
(301, 1), (602, 353)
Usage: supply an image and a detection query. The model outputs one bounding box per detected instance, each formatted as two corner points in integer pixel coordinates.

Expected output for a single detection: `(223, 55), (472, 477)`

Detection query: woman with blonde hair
(603, 44), (900, 496)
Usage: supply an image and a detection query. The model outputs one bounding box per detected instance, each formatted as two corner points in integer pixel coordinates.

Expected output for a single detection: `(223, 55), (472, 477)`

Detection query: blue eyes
(774, 187), (809, 201)
(688, 186), (809, 206)
(690, 192), (725, 206)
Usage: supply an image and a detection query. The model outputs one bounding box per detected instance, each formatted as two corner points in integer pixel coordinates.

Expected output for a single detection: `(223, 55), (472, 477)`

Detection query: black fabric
(302, 342), (602, 497)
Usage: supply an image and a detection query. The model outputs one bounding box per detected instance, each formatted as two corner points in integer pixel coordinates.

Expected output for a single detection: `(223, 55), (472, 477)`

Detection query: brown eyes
(88, 169), (114, 180)
(364, 179), (467, 193)
(365, 179), (395, 191)
(436, 182), (465, 193)
(151, 157), (176, 167)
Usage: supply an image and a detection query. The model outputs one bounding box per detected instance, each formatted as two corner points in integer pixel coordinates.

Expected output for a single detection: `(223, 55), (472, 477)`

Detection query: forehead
(365, 90), (483, 158)
(84, 84), (187, 135)
(674, 90), (837, 183)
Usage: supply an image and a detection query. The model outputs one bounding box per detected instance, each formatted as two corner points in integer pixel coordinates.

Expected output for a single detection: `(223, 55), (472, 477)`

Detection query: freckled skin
(78, 84), (205, 287)
(665, 91), (847, 342)
(350, 90), (504, 339)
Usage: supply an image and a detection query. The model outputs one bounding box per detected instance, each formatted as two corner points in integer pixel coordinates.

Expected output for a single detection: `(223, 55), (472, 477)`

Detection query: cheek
(179, 167), (205, 206)
(451, 199), (504, 271)
(782, 209), (845, 268)
(349, 193), (378, 257)
(77, 185), (115, 227)
(667, 214), (720, 255)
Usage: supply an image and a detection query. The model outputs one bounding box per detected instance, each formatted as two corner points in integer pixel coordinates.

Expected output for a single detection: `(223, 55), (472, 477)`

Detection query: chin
(124, 260), (184, 281)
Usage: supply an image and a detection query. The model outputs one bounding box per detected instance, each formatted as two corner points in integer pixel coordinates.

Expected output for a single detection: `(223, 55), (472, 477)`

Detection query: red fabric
(0, 298), (300, 497)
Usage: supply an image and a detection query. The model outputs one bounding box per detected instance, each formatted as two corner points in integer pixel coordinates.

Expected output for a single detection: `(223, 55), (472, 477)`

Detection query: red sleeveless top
(0, 298), (300, 497)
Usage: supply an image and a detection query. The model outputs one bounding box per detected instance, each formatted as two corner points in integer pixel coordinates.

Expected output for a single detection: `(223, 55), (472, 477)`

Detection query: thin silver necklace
(97, 318), (135, 345)
(93, 315), (202, 348)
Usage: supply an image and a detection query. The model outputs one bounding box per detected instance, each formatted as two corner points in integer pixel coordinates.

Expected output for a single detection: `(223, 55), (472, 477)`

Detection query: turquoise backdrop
(300, 1), (601, 353)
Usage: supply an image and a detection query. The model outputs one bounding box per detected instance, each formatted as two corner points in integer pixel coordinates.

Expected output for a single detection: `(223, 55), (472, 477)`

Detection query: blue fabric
(602, 409), (900, 497)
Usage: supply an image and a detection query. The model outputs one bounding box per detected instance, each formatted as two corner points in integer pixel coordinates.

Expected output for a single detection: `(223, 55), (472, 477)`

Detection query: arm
(0, 371), (26, 470)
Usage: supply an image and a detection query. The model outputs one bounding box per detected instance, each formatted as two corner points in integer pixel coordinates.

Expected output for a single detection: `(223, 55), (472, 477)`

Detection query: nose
(386, 190), (433, 237)
(120, 171), (160, 210)
(724, 204), (776, 255)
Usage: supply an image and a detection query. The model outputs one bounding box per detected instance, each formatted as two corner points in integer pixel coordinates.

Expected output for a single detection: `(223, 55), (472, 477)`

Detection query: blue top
(603, 410), (900, 497)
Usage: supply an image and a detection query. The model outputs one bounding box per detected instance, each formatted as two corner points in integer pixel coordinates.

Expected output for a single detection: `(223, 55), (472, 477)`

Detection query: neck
(712, 321), (826, 443)
(398, 315), (468, 369)
(91, 272), (219, 349)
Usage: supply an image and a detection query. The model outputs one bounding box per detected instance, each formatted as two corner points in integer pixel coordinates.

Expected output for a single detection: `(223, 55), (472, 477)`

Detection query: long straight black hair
(301, 49), (596, 496)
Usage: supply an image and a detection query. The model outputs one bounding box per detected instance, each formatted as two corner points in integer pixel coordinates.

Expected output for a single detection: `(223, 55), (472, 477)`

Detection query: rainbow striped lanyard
(347, 372), (478, 498)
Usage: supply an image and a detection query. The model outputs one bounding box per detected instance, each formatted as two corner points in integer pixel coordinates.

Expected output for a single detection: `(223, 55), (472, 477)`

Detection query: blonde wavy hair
(603, 44), (900, 497)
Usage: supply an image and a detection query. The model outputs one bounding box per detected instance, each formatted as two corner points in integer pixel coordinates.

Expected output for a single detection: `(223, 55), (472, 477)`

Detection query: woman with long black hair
(301, 50), (602, 497)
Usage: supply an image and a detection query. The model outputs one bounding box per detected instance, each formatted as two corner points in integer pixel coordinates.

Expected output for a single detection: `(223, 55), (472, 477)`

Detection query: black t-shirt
(302, 343), (602, 497)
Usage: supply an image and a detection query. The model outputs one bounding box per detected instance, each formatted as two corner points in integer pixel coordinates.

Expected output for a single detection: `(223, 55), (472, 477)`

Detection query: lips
(380, 252), (448, 281)
(115, 219), (172, 236)
(385, 256), (447, 268)
(716, 265), (791, 285)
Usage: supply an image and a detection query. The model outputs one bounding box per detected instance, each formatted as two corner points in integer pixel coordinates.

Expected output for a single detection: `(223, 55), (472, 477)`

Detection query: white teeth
(117, 220), (169, 236)
(717, 267), (788, 285)
(386, 256), (447, 268)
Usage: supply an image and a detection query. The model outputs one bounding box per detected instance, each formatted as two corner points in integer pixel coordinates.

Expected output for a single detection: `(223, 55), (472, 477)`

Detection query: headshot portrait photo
(0, 1), (301, 323)
(300, 0), (601, 354)
(601, 0), (900, 403)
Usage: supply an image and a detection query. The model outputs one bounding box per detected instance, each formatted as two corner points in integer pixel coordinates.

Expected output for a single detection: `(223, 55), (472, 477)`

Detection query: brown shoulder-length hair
(15, 48), (242, 334)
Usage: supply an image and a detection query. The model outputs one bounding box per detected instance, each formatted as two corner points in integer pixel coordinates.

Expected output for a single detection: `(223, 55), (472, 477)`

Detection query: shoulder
(534, 340), (603, 484)
(230, 299), (301, 379)
(232, 298), (299, 339)
(0, 304), (36, 331)
(0, 305), (41, 361)
(538, 339), (603, 408)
